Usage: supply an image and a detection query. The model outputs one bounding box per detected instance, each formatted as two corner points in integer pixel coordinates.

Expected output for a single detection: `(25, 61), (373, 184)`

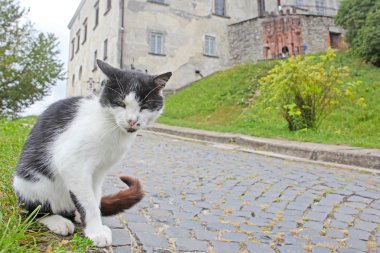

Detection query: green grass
(0, 117), (93, 252)
(159, 52), (380, 148)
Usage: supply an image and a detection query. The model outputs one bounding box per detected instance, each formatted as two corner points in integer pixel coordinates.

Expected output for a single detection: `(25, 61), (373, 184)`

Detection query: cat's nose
(127, 119), (137, 126)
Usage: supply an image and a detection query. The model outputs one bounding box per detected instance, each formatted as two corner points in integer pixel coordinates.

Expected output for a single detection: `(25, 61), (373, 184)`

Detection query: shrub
(259, 49), (361, 131)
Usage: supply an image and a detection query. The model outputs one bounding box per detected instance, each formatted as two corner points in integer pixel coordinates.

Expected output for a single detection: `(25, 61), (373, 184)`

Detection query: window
(315, 0), (325, 15)
(204, 35), (217, 56)
(76, 30), (80, 53)
(82, 19), (87, 44)
(150, 32), (164, 55)
(94, 2), (99, 29)
(78, 66), (82, 80)
(105, 0), (111, 14)
(258, 0), (265, 17)
(214, 0), (226, 16)
(103, 39), (108, 60)
(93, 50), (97, 71)
(70, 38), (75, 60)
(72, 74), (75, 87)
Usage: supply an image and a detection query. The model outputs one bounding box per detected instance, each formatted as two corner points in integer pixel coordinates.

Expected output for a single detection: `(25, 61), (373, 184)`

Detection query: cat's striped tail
(100, 176), (144, 216)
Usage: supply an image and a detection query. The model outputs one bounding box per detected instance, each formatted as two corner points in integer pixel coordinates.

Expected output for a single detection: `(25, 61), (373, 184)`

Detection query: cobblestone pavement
(102, 132), (380, 253)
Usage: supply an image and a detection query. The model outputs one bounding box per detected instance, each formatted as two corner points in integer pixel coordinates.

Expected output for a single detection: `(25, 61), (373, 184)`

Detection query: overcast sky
(19, 0), (80, 115)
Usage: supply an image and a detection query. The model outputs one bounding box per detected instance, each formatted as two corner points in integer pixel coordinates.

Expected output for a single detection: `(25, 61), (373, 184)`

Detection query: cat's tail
(100, 176), (144, 216)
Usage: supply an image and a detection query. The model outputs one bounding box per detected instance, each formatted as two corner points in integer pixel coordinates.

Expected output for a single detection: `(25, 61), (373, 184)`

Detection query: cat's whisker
(142, 86), (161, 102)
(105, 85), (123, 96)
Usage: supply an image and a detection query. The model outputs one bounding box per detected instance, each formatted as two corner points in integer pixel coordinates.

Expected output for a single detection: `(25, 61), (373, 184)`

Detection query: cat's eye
(116, 101), (126, 108)
(140, 105), (149, 111)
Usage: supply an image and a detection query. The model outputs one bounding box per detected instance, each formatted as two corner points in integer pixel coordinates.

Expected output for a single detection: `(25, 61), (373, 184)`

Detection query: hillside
(159, 52), (380, 149)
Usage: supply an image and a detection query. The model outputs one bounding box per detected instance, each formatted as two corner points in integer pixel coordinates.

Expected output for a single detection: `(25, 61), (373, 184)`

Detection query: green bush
(259, 49), (362, 131)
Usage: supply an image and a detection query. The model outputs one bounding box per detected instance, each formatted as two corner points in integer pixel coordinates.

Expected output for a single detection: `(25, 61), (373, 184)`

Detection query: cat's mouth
(126, 128), (137, 133)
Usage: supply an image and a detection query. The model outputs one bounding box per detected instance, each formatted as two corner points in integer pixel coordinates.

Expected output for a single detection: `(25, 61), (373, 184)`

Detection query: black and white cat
(13, 60), (172, 247)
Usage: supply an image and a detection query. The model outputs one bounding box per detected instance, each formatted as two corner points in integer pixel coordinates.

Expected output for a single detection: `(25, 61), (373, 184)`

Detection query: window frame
(315, 0), (325, 15)
(93, 50), (98, 71)
(103, 39), (108, 60)
(76, 29), (81, 53)
(214, 0), (226, 17)
(203, 35), (217, 57)
(70, 38), (75, 60)
(94, 2), (99, 30)
(149, 32), (165, 56)
(82, 18), (88, 44)
(105, 0), (111, 15)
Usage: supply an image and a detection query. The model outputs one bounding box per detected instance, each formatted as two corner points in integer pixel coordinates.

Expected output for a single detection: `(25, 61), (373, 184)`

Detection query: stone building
(67, 0), (342, 96)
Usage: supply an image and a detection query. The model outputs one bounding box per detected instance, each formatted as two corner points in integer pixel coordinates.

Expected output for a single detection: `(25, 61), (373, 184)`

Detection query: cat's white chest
(51, 99), (135, 173)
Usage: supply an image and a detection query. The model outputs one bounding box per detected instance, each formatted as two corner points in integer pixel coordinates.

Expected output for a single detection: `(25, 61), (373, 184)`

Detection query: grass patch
(160, 51), (380, 148)
(0, 117), (93, 252)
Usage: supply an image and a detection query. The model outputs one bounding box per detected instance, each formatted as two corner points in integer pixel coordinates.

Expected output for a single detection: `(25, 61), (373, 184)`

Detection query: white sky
(19, 0), (81, 116)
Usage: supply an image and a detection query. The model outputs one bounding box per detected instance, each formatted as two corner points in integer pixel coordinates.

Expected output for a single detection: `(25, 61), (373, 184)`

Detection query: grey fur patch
(69, 191), (86, 225)
(15, 97), (83, 181)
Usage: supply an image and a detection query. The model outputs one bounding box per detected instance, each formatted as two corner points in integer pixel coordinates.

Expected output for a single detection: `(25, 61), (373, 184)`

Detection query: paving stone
(179, 220), (204, 230)
(102, 216), (124, 229)
(278, 244), (308, 253)
(165, 227), (191, 238)
(348, 228), (371, 240)
(137, 233), (168, 249)
(194, 230), (219, 241)
(128, 222), (156, 233)
(211, 241), (240, 253)
(112, 246), (132, 253)
(283, 235), (305, 245)
(310, 237), (339, 247)
(206, 222), (236, 231)
(325, 229), (344, 239)
(335, 207), (360, 215)
(123, 213), (147, 223)
(305, 212), (329, 222)
(337, 249), (364, 253)
(221, 232), (249, 242)
(330, 220), (349, 229)
(112, 229), (131, 246)
(246, 242), (275, 253)
(175, 238), (208, 251)
(359, 213), (380, 223)
(344, 238), (368, 251)
(312, 247), (331, 253)
(334, 213), (355, 223)
(303, 221), (324, 231)
(299, 229), (322, 238)
(354, 220), (378, 232)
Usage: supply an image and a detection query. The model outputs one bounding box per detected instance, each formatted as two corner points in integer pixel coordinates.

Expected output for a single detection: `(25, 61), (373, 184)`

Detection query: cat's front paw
(39, 215), (75, 236)
(85, 225), (112, 247)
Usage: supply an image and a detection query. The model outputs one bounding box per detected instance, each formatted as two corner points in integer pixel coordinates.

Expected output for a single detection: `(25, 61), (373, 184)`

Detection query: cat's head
(97, 60), (172, 133)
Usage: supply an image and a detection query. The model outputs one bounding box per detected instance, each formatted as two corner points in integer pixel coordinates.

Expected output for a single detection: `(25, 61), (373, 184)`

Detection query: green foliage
(259, 49), (362, 131)
(0, 117), (92, 252)
(335, 0), (380, 66)
(0, 0), (64, 118)
(159, 52), (380, 148)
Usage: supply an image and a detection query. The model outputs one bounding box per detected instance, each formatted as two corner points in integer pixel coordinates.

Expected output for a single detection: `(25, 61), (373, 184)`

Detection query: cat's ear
(153, 72), (172, 89)
(97, 60), (122, 79)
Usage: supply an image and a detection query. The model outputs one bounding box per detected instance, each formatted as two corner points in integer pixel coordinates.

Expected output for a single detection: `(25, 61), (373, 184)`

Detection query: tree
(335, 0), (380, 66)
(0, 0), (64, 118)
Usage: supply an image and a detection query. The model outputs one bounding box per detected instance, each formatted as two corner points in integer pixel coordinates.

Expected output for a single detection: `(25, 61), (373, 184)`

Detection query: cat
(13, 59), (172, 247)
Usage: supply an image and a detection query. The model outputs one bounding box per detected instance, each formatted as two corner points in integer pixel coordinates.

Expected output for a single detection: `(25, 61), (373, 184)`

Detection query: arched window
(72, 74), (75, 87)
(78, 66), (82, 80)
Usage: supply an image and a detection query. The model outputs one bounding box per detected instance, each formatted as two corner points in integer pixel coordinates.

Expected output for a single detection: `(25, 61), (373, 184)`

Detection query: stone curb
(148, 123), (380, 170)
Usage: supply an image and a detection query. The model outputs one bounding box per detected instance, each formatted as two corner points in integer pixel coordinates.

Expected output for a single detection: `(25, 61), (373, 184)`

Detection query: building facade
(67, 0), (342, 96)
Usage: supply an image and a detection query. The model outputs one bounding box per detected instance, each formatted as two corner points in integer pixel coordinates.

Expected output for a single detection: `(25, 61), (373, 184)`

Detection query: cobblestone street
(103, 132), (380, 253)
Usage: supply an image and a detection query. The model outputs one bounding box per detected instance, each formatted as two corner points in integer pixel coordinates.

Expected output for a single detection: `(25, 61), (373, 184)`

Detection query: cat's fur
(13, 60), (171, 247)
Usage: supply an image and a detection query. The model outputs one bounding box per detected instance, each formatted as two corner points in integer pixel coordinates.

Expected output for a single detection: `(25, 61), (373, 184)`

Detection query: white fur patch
(39, 215), (75, 236)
